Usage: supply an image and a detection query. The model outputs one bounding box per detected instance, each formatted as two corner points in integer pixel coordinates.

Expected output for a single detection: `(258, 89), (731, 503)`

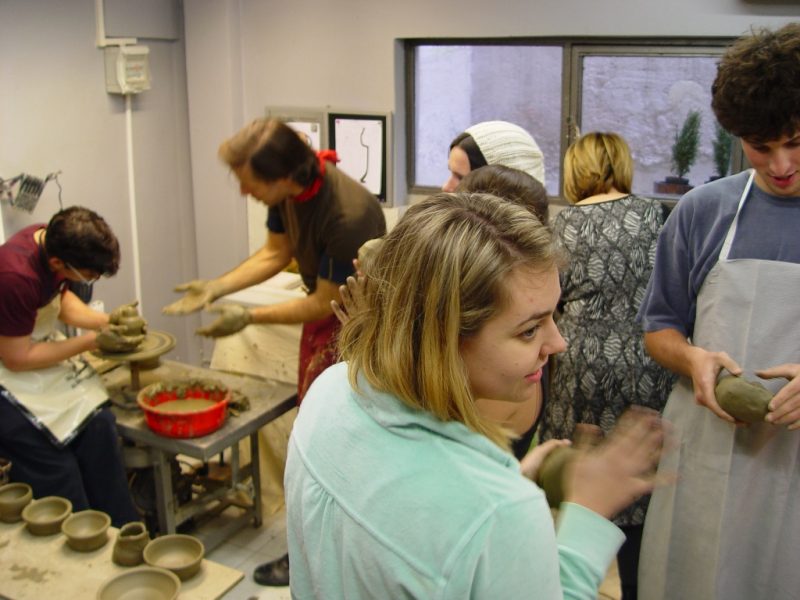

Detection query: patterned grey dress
(539, 194), (676, 527)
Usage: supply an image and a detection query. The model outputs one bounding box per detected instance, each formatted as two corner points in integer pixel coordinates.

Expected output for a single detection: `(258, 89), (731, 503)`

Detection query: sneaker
(253, 553), (290, 586)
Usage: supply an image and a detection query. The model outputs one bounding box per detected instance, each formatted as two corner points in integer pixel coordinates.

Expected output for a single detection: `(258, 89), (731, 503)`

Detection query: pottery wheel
(93, 330), (176, 363)
(94, 331), (177, 406)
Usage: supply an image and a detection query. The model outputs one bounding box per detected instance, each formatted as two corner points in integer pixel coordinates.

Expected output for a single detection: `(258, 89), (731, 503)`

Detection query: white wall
(2, 0), (797, 367)
(0, 0), (202, 364)
(182, 0), (799, 257)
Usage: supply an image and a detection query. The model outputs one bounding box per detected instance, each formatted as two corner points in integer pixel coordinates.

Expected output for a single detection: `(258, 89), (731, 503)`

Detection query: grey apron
(0, 295), (109, 446)
(640, 171), (800, 599)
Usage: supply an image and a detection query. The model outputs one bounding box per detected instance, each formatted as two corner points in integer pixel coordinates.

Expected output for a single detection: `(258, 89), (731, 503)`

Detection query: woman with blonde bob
(540, 132), (674, 600)
(286, 192), (666, 599)
(562, 131), (634, 203)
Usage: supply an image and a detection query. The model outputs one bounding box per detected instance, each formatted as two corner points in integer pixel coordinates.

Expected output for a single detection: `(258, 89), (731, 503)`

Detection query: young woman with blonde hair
(288, 192), (666, 599)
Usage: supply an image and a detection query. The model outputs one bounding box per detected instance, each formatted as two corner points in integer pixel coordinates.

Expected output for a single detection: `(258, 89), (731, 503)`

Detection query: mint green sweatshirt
(286, 362), (624, 599)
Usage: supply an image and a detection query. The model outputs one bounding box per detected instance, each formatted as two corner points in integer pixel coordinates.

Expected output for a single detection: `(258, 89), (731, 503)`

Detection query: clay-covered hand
(519, 438), (571, 481)
(109, 300), (140, 324)
(96, 324), (146, 353)
(196, 304), (253, 338)
(566, 407), (670, 520)
(162, 279), (222, 315)
(686, 345), (742, 423)
(758, 363), (800, 429)
(331, 274), (369, 325)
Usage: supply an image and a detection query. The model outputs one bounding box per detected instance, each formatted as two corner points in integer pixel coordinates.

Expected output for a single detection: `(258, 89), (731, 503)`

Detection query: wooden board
(0, 520), (243, 599)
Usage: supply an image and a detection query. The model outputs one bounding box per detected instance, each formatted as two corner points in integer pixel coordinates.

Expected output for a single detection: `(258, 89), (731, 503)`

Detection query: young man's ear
(47, 256), (66, 273)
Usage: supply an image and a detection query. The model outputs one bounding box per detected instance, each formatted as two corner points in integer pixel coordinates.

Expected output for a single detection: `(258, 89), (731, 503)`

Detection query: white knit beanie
(465, 121), (546, 186)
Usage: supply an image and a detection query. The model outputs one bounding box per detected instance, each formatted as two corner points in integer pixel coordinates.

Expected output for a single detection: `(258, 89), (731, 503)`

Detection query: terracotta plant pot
(654, 178), (693, 196)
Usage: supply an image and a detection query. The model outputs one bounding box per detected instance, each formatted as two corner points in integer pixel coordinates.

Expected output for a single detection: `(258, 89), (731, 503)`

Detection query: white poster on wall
(331, 117), (384, 196)
(287, 121), (322, 150)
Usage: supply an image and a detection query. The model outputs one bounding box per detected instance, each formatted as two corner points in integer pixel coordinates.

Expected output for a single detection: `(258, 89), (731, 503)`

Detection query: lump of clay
(534, 446), (579, 508)
(98, 302), (148, 353)
(715, 375), (772, 423)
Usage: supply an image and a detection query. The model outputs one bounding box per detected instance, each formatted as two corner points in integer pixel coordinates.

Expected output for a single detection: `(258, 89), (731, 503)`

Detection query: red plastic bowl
(136, 380), (230, 438)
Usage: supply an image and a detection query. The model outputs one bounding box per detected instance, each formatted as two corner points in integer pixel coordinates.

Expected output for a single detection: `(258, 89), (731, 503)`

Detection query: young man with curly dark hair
(0, 206), (139, 527)
(637, 23), (800, 600)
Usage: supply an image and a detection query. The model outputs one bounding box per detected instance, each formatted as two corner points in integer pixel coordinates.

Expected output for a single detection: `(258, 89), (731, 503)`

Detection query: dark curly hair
(44, 206), (120, 276)
(712, 23), (800, 142)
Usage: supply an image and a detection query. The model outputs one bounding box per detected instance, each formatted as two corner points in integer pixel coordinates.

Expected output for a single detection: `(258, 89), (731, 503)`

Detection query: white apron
(0, 295), (109, 447)
(640, 171), (800, 599)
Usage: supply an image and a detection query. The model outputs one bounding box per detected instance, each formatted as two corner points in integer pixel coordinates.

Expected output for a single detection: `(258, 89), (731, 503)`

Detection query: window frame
(406, 36), (740, 205)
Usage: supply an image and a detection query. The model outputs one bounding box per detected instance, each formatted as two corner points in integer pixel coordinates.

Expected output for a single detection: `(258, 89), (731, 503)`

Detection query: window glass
(414, 45), (563, 194)
(580, 54), (725, 197)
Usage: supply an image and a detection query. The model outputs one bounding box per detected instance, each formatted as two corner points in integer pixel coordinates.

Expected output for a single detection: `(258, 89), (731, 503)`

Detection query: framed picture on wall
(265, 106), (327, 150)
(326, 110), (392, 204)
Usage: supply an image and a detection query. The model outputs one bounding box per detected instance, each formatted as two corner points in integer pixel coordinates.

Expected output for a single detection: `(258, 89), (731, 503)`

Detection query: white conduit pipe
(124, 93), (144, 312)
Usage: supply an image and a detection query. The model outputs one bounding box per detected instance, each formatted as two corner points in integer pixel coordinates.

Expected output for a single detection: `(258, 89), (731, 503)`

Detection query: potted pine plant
(708, 123), (733, 182)
(655, 110), (701, 195)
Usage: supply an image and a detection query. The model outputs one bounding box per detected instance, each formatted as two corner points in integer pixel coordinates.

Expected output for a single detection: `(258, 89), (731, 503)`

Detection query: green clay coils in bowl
(0, 482), (33, 523)
(61, 509), (111, 552)
(534, 446), (579, 508)
(96, 566), (180, 600)
(143, 534), (205, 581)
(21, 496), (72, 535)
(715, 375), (773, 423)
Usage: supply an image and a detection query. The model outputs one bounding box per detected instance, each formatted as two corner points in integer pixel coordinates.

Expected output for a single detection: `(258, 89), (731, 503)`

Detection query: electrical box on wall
(104, 45), (151, 94)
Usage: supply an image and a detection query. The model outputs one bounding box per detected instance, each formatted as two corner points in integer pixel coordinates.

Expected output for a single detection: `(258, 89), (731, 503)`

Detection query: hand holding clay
(97, 324), (146, 353)
(162, 279), (222, 315)
(196, 304), (252, 338)
(715, 375), (772, 423)
(566, 408), (669, 519)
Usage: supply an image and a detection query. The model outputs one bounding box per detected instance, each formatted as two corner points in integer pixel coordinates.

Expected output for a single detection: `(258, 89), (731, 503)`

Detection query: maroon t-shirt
(0, 224), (65, 337)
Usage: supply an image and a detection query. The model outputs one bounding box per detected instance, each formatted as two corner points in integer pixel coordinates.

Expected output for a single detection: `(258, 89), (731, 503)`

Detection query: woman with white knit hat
(442, 120), (546, 192)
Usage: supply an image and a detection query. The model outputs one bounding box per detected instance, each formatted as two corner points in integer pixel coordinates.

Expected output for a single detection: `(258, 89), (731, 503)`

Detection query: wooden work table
(0, 519), (242, 599)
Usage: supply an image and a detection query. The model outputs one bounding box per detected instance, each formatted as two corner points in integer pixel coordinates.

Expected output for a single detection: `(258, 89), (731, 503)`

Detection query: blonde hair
(338, 192), (558, 449)
(563, 132), (633, 204)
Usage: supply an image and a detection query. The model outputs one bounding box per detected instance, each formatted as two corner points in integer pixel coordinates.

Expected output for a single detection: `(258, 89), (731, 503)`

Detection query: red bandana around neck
(292, 150), (340, 203)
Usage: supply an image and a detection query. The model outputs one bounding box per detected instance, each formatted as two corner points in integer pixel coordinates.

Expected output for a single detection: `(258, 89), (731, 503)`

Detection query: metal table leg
(250, 431), (262, 527)
(151, 448), (176, 535)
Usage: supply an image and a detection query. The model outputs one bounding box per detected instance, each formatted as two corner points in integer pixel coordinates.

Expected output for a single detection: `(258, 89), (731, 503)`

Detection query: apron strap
(719, 169), (756, 261)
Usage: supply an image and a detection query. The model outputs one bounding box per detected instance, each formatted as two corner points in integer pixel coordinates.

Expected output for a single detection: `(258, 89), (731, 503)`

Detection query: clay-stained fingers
(331, 299), (350, 325)
(601, 407), (667, 477)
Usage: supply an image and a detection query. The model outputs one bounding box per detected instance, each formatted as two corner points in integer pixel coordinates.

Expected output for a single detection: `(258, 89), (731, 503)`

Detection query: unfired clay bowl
(0, 482), (33, 523)
(21, 496), (72, 535)
(96, 566), (180, 600)
(62, 509), (111, 551)
(143, 534), (204, 581)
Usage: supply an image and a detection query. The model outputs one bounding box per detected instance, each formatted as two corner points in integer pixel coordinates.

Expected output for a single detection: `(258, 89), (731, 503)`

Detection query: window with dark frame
(406, 37), (741, 204)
